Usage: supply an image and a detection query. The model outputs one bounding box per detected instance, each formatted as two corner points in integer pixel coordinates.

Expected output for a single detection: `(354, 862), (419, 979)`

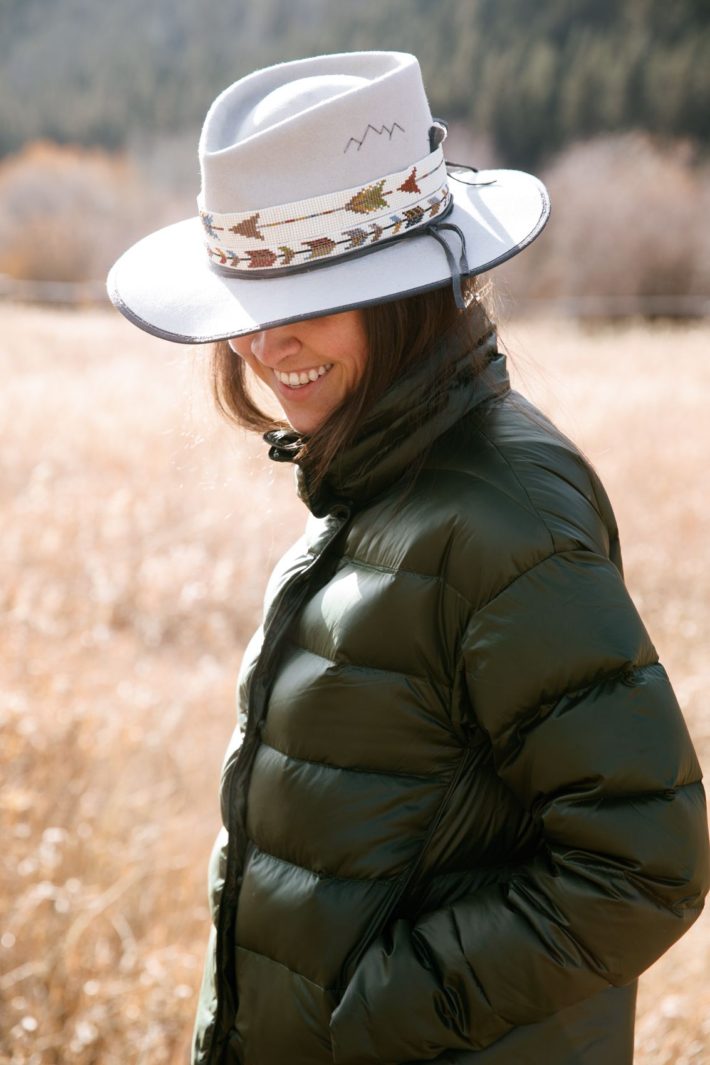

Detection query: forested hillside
(1, 0), (708, 167)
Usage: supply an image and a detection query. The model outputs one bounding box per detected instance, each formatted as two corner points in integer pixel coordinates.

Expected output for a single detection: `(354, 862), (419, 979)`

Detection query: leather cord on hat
(430, 163), (496, 308)
(426, 220), (470, 310)
(445, 161), (498, 185)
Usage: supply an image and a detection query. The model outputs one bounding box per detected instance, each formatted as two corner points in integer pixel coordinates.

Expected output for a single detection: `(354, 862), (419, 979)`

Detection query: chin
(282, 406), (330, 435)
(286, 416), (321, 435)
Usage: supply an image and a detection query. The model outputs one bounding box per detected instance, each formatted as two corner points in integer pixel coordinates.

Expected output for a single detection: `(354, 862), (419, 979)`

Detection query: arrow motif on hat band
(207, 246), (240, 266)
(345, 180), (389, 215)
(205, 186), (451, 271)
(344, 228), (368, 249)
(229, 213), (264, 240)
(305, 237), (337, 260)
(404, 206), (425, 228)
(200, 212), (220, 238)
(397, 168), (420, 194)
(246, 248), (277, 268)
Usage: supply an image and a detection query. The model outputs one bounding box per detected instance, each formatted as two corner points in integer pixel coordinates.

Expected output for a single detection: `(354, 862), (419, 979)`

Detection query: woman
(108, 52), (709, 1065)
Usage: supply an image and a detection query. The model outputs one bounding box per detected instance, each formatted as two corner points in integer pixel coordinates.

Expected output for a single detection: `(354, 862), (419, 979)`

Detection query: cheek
(351, 319), (370, 386)
(228, 338), (262, 378)
(228, 338), (251, 362)
(350, 345), (369, 388)
(334, 317), (369, 388)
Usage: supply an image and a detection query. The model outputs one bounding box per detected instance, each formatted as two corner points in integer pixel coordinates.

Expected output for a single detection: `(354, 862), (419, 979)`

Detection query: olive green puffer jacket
(192, 331), (709, 1065)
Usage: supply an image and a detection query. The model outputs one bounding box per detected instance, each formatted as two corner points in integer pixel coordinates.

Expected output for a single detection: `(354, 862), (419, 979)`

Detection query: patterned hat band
(199, 145), (451, 279)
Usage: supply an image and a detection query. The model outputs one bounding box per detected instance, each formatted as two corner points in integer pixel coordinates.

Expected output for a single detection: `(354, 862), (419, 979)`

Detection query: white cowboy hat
(107, 51), (550, 343)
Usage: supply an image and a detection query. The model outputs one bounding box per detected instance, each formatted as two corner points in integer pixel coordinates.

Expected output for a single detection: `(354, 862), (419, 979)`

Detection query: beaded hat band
(199, 146), (450, 276)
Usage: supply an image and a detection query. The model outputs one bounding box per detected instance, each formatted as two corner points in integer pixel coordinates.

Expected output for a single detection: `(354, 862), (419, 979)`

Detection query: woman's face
(228, 310), (369, 435)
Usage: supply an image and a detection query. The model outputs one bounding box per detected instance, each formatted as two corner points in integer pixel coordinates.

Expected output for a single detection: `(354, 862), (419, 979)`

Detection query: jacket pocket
(335, 744), (474, 994)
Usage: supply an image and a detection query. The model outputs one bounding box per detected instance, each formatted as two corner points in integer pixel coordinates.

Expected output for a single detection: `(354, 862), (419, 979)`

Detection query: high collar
(265, 325), (510, 517)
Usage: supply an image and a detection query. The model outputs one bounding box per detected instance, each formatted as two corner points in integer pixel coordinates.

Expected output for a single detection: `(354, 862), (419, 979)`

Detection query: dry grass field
(1, 303), (708, 1064)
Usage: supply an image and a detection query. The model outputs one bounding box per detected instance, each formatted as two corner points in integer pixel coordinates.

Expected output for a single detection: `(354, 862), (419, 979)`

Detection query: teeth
(276, 364), (332, 388)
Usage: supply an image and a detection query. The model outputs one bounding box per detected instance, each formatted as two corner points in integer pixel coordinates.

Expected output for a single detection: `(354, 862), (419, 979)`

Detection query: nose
(248, 326), (302, 367)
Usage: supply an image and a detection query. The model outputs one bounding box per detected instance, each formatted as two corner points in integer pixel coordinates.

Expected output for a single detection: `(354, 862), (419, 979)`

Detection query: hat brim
(107, 169), (549, 344)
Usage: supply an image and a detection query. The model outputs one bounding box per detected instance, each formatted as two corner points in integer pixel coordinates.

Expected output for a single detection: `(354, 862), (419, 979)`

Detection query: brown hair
(211, 278), (495, 491)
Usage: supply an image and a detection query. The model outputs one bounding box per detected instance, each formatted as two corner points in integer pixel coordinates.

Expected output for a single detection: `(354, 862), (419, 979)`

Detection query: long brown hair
(211, 278), (495, 490)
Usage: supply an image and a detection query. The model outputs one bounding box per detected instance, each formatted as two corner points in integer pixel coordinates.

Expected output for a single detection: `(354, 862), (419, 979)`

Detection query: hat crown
(235, 74), (369, 140)
(198, 51), (434, 213)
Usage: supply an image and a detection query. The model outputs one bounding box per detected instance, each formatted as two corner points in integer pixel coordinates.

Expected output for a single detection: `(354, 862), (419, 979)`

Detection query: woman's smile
(228, 310), (368, 434)
(273, 363), (333, 389)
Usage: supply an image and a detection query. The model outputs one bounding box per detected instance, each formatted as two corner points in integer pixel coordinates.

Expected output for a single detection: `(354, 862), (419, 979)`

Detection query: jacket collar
(265, 323), (510, 517)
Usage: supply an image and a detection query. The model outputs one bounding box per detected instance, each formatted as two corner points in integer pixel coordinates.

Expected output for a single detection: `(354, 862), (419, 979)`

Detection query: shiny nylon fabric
(192, 332), (709, 1065)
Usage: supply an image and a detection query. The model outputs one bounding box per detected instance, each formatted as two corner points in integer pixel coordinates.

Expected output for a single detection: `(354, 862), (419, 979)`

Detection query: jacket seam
(490, 659), (661, 755)
(544, 778), (697, 811)
(582, 462), (621, 558)
(465, 547), (560, 621)
(444, 905), (501, 1018)
(507, 874), (615, 990)
(336, 528), (589, 641)
(553, 849), (707, 922)
(340, 467), (604, 624)
(235, 942), (329, 992)
(258, 739), (448, 783)
(419, 861), (526, 888)
(282, 638), (448, 687)
(417, 457), (556, 524)
(248, 838), (400, 885)
(531, 657), (660, 713)
(466, 535), (645, 627)
(475, 426), (557, 554)
(338, 552), (476, 612)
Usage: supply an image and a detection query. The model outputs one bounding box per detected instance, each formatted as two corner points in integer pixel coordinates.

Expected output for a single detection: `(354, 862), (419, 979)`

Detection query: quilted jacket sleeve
(329, 547), (709, 1063)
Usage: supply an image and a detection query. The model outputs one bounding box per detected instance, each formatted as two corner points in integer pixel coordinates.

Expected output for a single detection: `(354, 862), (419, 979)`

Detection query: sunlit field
(2, 303), (708, 1064)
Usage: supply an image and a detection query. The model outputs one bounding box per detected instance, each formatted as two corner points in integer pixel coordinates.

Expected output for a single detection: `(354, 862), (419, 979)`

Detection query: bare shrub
(0, 141), (187, 283)
(498, 133), (710, 309)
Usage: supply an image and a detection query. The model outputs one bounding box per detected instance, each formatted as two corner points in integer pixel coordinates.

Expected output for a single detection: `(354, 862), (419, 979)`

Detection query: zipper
(336, 742), (475, 992)
(204, 507), (351, 1064)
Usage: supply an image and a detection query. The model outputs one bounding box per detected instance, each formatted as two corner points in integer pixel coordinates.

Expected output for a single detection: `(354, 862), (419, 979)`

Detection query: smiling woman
(107, 50), (708, 1065)
(226, 310), (369, 434)
(213, 279), (490, 497)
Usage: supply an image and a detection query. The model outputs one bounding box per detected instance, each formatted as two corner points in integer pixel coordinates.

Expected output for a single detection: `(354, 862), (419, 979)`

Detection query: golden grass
(1, 304), (708, 1064)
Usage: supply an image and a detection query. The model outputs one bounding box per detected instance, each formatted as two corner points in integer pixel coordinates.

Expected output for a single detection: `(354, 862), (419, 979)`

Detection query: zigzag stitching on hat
(344, 121), (405, 153)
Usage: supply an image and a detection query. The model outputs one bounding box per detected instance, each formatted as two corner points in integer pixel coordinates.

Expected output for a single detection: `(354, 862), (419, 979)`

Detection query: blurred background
(1, 0), (710, 312)
(2, 2), (709, 1063)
